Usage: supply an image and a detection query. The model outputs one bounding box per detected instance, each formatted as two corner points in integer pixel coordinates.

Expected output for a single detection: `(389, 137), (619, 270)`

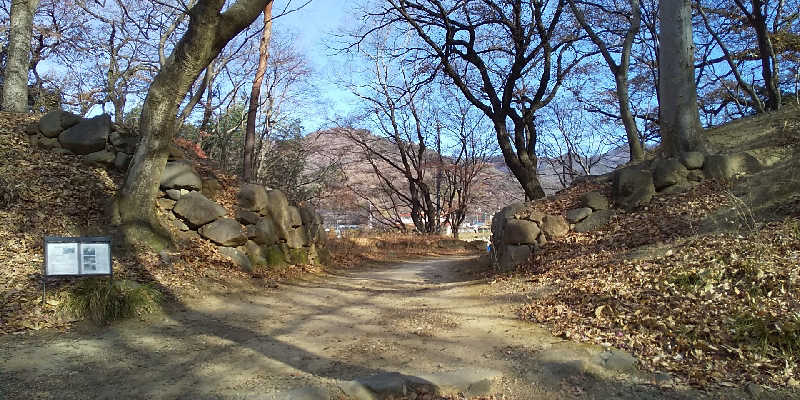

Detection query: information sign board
(44, 237), (112, 276)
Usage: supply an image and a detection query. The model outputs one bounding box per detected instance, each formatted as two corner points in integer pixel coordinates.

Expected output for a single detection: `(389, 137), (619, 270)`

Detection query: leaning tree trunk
(116, 0), (273, 250)
(658, 0), (705, 157)
(495, 124), (546, 200)
(2, 0), (39, 112)
(243, 1), (273, 182)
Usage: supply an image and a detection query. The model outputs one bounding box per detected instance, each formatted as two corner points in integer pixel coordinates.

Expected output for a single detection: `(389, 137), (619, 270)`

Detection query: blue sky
(276, 0), (362, 132)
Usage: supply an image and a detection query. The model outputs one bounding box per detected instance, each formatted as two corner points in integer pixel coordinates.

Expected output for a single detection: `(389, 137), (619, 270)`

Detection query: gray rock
(38, 136), (61, 149)
(24, 123), (40, 136)
(653, 158), (689, 190)
(58, 114), (111, 154)
(613, 167), (655, 210)
(687, 169), (705, 182)
(299, 206), (323, 244)
(167, 143), (185, 160)
(497, 245), (533, 270)
(288, 206), (303, 228)
(109, 131), (139, 154)
(500, 202), (525, 219)
(254, 217), (280, 245)
(165, 189), (182, 200)
(660, 181), (698, 194)
(201, 177), (222, 199)
(286, 227), (308, 249)
(113, 152), (130, 171)
(503, 219), (541, 245)
(85, 149), (115, 166)
(595, 349), (637, 372)
(39, 110), (82, 138)
(566, 207), (593, 223)
(680, 151), (705, 170)
(159, 160), (202, 190)
(273, 387), (331, 400)
(218, 246), (252, 272)
(157, 198), (176, 210)
(264, 189), (291, 240)
(238, 183), (269, 211)
(245, 224), (257, 239)
(417, 368), (501, 397)
(580, 191), (609, 211)
(540, 214), (569, 239)
(341, 372), (434, 399)
(172, 192), (227, 228)
(236, 210), (261, 225)
(573, 209), (614, 232)
(519, 209), (546, 224)
(245, 240), (267, 266)
(703, 152), (761, 180)
(168, 215), (190, 231)
(536, 232), (547, 246)
(199, 218), (247, 246)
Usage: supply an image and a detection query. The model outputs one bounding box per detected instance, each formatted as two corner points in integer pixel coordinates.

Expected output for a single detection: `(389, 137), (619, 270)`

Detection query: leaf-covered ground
(0, 113), (314, 335)
(491, 177), (800, 389)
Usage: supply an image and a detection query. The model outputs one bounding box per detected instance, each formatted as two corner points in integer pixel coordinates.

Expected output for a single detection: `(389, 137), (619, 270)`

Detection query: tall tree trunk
(2, 0), (39, 112)
(116, 0), (273, 250)
(243, 2), (273, 182)
(615, 73), (645, 161)
(749, 0), (781, 110)
(658, 0), (705, 157)
(495, 122), (546, 200)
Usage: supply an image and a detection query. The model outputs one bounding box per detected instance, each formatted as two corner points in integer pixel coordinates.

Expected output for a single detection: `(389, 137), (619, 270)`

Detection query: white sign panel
(44, 237), (112, 276)
(46, 242), (80, 275)
(80, 243), (111, 275)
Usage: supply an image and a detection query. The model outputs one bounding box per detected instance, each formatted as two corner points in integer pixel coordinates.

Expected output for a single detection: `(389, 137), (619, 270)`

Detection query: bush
(61, 278), (161, 325)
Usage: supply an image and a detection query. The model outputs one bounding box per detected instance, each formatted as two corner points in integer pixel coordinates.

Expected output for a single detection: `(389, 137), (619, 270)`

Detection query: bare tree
(116, 0), (274, 249)
(568, 0), (645, 162)
(243, 1), (274, 182)
(368, 0), (586, 200)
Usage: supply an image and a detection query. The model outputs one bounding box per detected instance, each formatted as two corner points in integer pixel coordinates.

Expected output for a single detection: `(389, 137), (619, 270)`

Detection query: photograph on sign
(46, 242), (80, 275)
(81, 243), (111, 274)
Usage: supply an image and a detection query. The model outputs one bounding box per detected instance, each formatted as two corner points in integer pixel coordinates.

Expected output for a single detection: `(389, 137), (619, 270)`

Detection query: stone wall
(29, 110), (327, 272)
(491, 151), (761, 270)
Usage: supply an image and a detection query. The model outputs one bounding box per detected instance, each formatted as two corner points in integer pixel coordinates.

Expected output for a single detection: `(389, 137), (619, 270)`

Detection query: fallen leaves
(501, 179), (800, 388)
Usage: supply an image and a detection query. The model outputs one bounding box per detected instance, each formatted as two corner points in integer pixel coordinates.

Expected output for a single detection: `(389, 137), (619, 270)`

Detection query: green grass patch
(60, 278), (161, 325)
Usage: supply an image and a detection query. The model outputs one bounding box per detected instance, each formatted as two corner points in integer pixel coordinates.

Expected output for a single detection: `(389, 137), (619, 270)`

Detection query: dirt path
(0, 257), (746, 399)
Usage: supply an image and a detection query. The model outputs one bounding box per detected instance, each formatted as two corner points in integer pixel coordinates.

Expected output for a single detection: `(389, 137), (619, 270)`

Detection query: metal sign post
(42, 236), (113, 304)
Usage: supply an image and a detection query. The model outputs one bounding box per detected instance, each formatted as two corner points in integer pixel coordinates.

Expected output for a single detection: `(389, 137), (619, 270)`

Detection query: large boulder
(497, 245), (534, 270)
(503, 220), (541, 245)
(109, 131), (139, 154)
(286, 227), (308, 249)
(253, 217), (280, 245)
(39, 110), (82, 138)
(236, 210), (261, 225)
(173, 192), (227, 228)
(238, 183), (269, 211)
(199, 218), (247, 246)
(264, 189), (291, 239)
(113, 152), (130, 171)
(580, 191), (609, 211)
(202, 178), (222, 199)
(299, 206), (323, 244)
(566, 207), (593, 223)
(703, 153), (761, 180)
(653, 158), (689, 190)
(613, 167), (655, 210)
(680, 151), (705, 170)
(218, 246), (252, 272)
(573, 209), (615, 233)
(540, 214), (569, 239)
(245, 240), (267, 266)
(288, 206), (303, 228)
(85, 149), (115, 166)
(58, 114), (112, 154)
(159, 160), (202, 191)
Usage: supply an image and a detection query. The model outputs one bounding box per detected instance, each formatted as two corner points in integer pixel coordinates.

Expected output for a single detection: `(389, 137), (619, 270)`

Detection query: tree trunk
(243, 2), (273, 182)
(658, 0), (705, 157)
(615, 73), (645, 161)
(117, 0), (273, 249)
(749, 0), (781, 110)
(2, 0), (39, 112)
(495, 123), (546, 200)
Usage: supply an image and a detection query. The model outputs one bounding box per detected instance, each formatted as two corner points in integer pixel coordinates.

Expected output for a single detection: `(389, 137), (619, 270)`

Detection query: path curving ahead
(1, 257), (727, 399)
